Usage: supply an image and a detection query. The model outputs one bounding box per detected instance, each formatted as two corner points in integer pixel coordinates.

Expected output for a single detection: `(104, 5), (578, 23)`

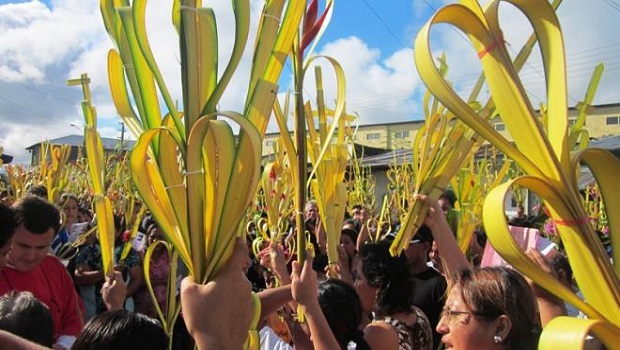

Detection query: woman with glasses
(438, 267), (539, 349)
(417, 194), (540, 349)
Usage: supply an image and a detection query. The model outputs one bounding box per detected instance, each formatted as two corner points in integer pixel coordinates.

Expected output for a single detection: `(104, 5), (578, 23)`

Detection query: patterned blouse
(383, 307), (433, 350)
(75, 242), (140, 314)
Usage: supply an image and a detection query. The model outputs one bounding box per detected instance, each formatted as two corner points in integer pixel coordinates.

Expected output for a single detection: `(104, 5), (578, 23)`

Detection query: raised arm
(416, 194), (471, 277)
(257, 285), (292, 321)
(291, 254), (341, 350)
(525, 248), (567, 327)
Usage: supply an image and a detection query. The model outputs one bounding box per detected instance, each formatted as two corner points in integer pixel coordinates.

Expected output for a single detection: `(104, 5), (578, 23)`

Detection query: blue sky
(1, 0), (619, 163)
(323, 1), (419, 52)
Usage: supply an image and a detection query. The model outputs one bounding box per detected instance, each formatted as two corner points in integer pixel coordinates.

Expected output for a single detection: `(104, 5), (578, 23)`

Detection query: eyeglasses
(440, 309), (472, 324)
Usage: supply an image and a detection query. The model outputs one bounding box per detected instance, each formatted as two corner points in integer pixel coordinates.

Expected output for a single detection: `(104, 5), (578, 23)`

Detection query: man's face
(8, 225), (54, 271)
(304, 204), (318, 221)
(352, 208), (366, 222)
(404, 241), (429, 268)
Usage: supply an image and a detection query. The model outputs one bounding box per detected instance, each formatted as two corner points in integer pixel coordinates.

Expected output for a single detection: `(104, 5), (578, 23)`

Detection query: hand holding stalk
(181, 238), (253, 350)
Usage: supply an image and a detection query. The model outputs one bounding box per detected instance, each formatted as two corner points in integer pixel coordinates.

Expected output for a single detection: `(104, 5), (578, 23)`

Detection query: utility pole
(119, 122), (126, 151)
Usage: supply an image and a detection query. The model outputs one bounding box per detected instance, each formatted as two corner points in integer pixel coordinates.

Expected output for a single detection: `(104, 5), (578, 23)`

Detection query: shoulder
(124, 248), (141, 267)
(414, 267), (444, 280)
(76, 243), (98, 256)
(410, 307), (433, 348)
(41, 255), (65, 269)
(364, 321), (399, 350)
(413, 268), (447, 291)
(412, 307), (431, 327)
(41, 255), (74, 281)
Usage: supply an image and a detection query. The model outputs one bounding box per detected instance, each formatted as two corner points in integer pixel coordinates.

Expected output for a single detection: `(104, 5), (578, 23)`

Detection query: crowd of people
(0, 186), (603, 349)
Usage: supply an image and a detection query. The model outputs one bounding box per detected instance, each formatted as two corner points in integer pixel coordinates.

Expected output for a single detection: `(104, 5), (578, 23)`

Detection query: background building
(261, 103), (620, 216)
(262, 103), (620, 157)
(26, 135), (135, 165)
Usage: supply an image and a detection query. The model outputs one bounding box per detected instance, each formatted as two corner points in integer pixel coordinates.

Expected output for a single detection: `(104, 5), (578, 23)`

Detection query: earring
(493, 335), (502, 344)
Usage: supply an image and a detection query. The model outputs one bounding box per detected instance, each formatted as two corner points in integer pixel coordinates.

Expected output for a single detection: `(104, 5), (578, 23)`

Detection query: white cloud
(417, 0), (620, 107)
(0, 0), (101, 83)
(301, 36), (423, 125)
(0, 0), (265, 164)
(0, 0), (618, 165)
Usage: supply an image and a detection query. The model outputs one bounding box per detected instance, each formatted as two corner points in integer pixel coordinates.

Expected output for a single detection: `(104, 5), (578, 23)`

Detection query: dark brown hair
(72, 310), (168, 350)
(0, 291), (53, 347)
(12, 195), (61, 235)
(451, 267), (539, 349)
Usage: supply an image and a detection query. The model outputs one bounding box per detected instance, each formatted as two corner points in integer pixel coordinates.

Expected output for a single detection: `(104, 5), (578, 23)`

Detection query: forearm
(273, 263), (292, 285)
(125, 269), (143, 297)
(0, 331), (49, 350)
(537, 297), (566, 327)
(303, 301), (340, 350)
(356, 225), (370, 252)
(428, 216), (470, 276)
(338, 262), (354, 286)
(74, 269), (104, 285)
(288, 320), (313, 350)
(316, 236), (327, 255)
(258, 285), (293, 320)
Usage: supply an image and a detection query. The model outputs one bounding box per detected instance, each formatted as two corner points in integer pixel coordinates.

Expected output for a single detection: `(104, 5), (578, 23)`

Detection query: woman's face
(436, 286), (498, 350)
(78, 210), (92, 224)
(62, 198), (79, 223)
(353, 260), (376, 314)
(148, 227), (165, 246)
(340, 234), (356, 257)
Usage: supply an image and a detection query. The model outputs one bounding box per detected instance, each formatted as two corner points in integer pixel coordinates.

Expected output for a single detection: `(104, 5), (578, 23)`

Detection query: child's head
(0, 203), (16, 267)
(0, 291), (53, 347)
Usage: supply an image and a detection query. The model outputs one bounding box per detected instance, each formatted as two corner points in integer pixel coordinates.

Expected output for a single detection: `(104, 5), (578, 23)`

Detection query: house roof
(578, 167), (595, 189)
(26, 135), (135, 151)
(355, 135), (620, 173)
(0, 154), (13, 164)
(356, 148), (409, 169)
(588, 134), (620, 152)
(353, 143), (390, 157)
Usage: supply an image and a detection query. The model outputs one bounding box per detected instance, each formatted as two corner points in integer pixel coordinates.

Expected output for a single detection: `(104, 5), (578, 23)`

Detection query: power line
(360, 0), (411, 51)
(603, 0), (620, 12)
(0, 94), (48, 119)
(0, 77), (78, 106)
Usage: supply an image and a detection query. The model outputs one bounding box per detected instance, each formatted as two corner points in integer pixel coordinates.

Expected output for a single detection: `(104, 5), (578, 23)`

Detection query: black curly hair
(359, 240), (413, 316)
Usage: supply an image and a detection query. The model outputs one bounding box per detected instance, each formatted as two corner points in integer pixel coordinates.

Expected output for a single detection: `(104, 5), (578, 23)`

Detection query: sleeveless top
(383, 307), (433, 350)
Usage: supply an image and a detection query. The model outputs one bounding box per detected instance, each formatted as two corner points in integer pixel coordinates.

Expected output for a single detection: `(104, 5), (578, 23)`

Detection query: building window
(265, 140), (275, 147)
(494, 123), (506, 131)
(394, 131), (410, 139)
(366, 133), (380, 140)
(606, 116), (619, 125)
(568, 118), (577, 127)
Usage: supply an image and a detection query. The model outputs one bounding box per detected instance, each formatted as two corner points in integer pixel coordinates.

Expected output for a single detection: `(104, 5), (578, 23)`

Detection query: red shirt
(0, 255), (84, 340)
